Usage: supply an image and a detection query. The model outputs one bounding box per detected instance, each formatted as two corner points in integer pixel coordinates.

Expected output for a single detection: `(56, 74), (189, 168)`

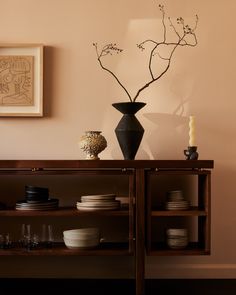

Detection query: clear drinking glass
(41, 224), (54, 248)
(31, 233), (39, 249)
(48, 225), (54, 247)
(4, 233), (12, 249)
(19, 224), (32, 250)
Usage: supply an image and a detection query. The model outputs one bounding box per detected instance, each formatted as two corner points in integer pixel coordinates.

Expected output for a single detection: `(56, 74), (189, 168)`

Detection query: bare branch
(94, 2), (199, 102)
(133, 34), (187, 102)
(93, 43), (132, 102)
(169, 17), (181, 40)
(154, 51), (170, 61)
(193, 15), (199, 31)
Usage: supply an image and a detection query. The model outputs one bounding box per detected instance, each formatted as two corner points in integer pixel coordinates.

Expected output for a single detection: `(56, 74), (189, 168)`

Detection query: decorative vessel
(184, 146), (199, 160)
(79, 131), (107, 160)
(112, 102), (146, 160)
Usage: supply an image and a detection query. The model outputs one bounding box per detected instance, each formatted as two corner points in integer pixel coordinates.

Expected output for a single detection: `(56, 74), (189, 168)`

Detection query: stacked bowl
(166, 228), (188, 249)
(15, 185), (59, 211)
(165, 190), (190, 210)
(25, 185), (49, 203)
(63, 228), (100, 249)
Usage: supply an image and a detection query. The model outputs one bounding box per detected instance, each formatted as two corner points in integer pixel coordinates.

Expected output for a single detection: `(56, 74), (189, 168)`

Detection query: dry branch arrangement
(93, 3), (198, 103)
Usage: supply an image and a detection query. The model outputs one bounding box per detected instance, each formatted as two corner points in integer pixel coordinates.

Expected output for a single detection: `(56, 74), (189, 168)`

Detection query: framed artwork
(0, 44), (43, 117)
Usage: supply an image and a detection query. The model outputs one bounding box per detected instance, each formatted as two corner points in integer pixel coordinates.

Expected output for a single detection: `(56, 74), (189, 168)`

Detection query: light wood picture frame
(0, 44), (43, 117)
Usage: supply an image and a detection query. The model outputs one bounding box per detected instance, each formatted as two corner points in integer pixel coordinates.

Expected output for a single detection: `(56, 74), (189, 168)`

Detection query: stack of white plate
(165, 190), (190, 210)
(63, 228), (100, 249)
(77, 194), (121, 211)
(166, 228), (188, 249)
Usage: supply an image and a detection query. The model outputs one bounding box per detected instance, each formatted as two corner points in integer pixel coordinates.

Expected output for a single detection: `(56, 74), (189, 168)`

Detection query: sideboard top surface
(0, 160), (214, 169)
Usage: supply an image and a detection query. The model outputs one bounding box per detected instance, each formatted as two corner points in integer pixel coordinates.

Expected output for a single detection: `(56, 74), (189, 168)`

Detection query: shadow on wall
(109, 112), (188, 160)
(43, 46), (56, 118)
(109, 100), (190, 160)
(143, 112), (188, 159)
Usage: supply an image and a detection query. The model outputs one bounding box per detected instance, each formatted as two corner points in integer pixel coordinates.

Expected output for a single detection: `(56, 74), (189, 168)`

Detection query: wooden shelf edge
(146, 249), (210, 256)
(0, 207), (130, 217)
(151, 207), (207, 217)
(147, 242), (210, 256)
(0, 242), (133, 256)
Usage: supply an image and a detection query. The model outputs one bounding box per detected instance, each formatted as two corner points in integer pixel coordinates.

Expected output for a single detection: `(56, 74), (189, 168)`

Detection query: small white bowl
(167, 237), (188, 249)
(166, 228), (188, 237)
(63, 237), (100, 249)
(63, 228), (100, 239)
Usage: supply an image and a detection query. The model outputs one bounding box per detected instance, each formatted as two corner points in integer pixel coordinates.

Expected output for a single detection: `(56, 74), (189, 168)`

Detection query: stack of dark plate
(15, 185), (59, 211)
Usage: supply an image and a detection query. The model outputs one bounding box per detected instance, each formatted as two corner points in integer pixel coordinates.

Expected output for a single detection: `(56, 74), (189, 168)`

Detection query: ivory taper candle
(189, 115), (196, 146)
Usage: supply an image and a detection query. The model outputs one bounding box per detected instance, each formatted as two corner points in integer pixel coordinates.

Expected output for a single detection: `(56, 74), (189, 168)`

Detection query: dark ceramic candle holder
(184, 146), (199, 160)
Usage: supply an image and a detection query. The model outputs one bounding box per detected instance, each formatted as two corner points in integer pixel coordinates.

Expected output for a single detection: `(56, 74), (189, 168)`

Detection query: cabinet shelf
(146, 168), (212, 257)
(0, 207), (130, 217)
(147, 242), (210, 256)
(151, 207), (207, 217)
(0, 242), (132, 256)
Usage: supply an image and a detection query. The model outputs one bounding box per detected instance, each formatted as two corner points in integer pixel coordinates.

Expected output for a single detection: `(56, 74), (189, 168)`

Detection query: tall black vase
(112, 102), (146, 160)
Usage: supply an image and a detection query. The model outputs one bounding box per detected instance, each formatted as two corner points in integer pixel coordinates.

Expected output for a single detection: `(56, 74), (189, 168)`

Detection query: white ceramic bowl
(166, 228), (188, 237)
(63, 228), (100, 239)
(63, 237), (100, 249)
(167, 237), (188, 249)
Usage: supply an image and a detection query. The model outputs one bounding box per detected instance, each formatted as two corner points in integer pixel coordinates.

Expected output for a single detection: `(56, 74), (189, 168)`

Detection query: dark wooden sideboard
(0, 160), (214, 295)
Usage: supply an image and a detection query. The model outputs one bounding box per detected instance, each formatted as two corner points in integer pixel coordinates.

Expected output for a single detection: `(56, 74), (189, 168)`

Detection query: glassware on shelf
(19, 224), (40, 250)
(0, 234), (4, 249)
(31, 233), (40, 249)
(0, 233), (12, 249)
(41, 224), (54, 248)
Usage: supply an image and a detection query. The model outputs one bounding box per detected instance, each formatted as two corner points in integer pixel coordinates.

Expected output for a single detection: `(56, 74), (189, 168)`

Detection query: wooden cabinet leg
(136, 169), (145, 295)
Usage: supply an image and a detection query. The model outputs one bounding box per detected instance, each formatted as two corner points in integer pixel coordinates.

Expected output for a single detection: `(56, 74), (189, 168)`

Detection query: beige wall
(0, 0), (235, 279)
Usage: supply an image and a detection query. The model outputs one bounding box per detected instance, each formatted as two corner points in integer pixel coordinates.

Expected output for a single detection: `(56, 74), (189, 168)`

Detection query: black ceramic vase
(112, 102), (146, 160)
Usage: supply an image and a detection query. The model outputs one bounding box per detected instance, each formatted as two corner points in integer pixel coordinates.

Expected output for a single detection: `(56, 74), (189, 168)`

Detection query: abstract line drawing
(0, 56), (34, 106)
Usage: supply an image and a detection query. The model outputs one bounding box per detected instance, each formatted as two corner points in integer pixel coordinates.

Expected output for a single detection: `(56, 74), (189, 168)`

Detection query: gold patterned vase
(79, 131), (107, 160)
